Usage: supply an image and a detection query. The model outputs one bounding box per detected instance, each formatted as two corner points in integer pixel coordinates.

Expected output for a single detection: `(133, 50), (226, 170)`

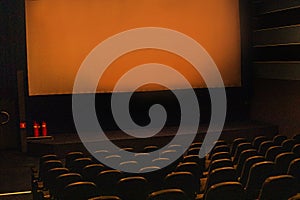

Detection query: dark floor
(0, 150), (38, 200)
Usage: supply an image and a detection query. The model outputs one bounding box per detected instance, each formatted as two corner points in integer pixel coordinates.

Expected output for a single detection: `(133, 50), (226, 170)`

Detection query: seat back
(282, 139), (297, 151)
(147, 189), (189, 200)
(209, 145), (230, 159)
(275, 152), (298, 174)
(258, 141), (274, 155)
(208, 159), (233, 175)
(186, 147), (200, 156)
(288, 158), (300, 191)
(231, 138), (248, 156)
(293, 134), (300, 143)
(95, 170), (123, 196)
(55, 173), (82, 198)
(175, 162), (203, 182)
(89, 196), (121, 200)
(265, 146), (286, 161)
(164, 171), (199, 199)
(245, 161), (276, 199)
(40, 160), (63, 180)
(205, 167), (237, 193)
(190, 142), (202, 149)
(239, 156), (265, 186)
(236, 149), (257, 176)
(259, 175), (298, 200)
(293, 144), (300, 156)
(72, 157), (93, 174)
(65, 151), (84, 169)
(44, 167), (69, 190)
(62, 181), (99, 200)
(183, 155), (205, 171)
(273, 135), (287, 145)
(210, 151), (231, 162)
(233, 142), (252, 164)
(116, 176), (149, 200)
(252, 136), (268, 150)
(82, 164), (105, 181)
(205, 182), (246, 200)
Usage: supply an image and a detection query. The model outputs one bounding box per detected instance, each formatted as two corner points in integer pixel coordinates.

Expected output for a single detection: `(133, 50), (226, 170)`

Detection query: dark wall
(250, 0), (300, 137)
(0, 0), (26, 149)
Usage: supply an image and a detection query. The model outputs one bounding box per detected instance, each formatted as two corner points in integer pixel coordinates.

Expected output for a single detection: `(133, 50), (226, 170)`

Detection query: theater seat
(116, 176), (150, 200)
(245, 161), (277, 199)
(204, 182), (246, 200)
(258, 175), (298, 200)
(147, 189), (189, 200)
(89, 196), (121, 200)
(164, 171), (199, 199)
(62, 181), (99, 200)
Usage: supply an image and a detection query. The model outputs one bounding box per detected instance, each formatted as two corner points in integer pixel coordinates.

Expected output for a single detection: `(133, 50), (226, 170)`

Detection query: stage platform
(27, 121), (278, 157)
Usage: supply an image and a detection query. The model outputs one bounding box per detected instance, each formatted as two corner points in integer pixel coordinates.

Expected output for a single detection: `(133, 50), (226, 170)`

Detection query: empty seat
(258, 175), (298, 200)
(175, 162), (203, 182)
(288, 158), (300, 192)
(62, 181), (99, 200)
(164, 171), (199, 199)
(82, 164), (105, 182)
(134, 153), (151, 167)
(152, 157), (170, 168)
(231, 138), (248, 156)
(39, 154), (58, 168)
(187, 147), (201, 156)
(147, 189), (189, 200)
(44, 167), (69, 191)
(282, 139), (297, 151)
(116, 176), (150, 200)
(258, 141), (274, 155)
(119, 160), (139, 172)
(208, 145), (230, 159)
(252, 136), (268, 150)
(208, 159), (233, 175)
(239, 156), (265, 187)
(265, 146), (287, 161)
(293, 134), (300, 143)
(104, 155), (122, 169)
(275, 152), (298, 174)
(183, 155), (205, 171)
(233, 142), (252, 164)
(204, 182), (246, 200)
(213, 140), (227, 146)
(273, 135), (287, 145)
(139, 166), (164, 191)
(54, 173), (82, 198)
(95, 170), (123, 196)
(71, 157), (94, 174)
(245, 161), (277, 200)
(65, 151), (84, 169)
(293, 144), (300, 156)
(93, 150), (110, 161)
(236, 149), (257, 176)
(167, 144), (184, 154)
(143, 145), (159, 153)
(204, 167), (237, 194)
(210, 152), (231, 162)
(40, 160), (63, 180)
(89, 196), (121, 200)
(190, 142), (202, 149)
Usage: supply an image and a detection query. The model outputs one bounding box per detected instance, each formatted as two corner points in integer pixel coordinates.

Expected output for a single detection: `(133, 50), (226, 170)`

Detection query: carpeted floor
(0, 151), (38, 200)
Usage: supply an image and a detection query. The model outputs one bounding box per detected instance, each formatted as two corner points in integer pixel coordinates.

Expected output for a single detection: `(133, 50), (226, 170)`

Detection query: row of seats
(33, 133), (300, 200)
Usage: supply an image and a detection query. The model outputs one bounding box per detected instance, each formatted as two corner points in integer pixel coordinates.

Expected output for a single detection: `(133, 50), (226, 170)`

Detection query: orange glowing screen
(25, 0), (241, 95)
